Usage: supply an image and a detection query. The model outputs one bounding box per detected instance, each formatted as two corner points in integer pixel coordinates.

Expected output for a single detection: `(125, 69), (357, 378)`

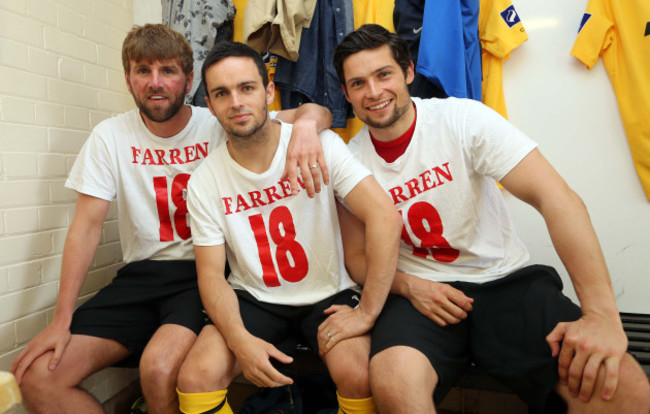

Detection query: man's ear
(185, 71), (194, 95)
(266, 81), (276, 105)
(341, 84), (351, 103)
(405, 61), (415, 85)
(205, 95), (217, 117)
(124, 72), (133, 94)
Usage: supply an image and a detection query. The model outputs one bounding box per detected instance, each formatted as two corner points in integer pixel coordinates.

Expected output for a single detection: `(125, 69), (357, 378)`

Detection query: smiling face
(126, 58), (192, 124)
(203, 56), (273, 141)
(342, 45), (416, 140)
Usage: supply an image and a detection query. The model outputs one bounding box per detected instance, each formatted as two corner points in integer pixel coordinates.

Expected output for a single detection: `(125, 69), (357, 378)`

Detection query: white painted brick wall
(0, 0), (140, 409)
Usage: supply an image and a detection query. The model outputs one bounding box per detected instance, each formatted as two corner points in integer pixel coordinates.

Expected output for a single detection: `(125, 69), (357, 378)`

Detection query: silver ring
(326, 331), (332, 339)
(310, 163), (318, 169)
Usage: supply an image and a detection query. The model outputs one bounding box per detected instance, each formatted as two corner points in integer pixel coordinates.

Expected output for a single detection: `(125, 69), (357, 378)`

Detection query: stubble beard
(226, 103), (270, 148)
(361, 97), (411, 129)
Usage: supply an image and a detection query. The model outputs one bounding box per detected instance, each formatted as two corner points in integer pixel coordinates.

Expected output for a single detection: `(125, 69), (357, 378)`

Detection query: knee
(19, 355), (61, 409)
(20, 366), (48, 401)
(327, 350), (371, 398)
(613, 357), (650, 412)
(330, 364), (371, 398)
(369, 346), (436, 396)
(139, 348), (181, 387)
(177, 356), (235, 393)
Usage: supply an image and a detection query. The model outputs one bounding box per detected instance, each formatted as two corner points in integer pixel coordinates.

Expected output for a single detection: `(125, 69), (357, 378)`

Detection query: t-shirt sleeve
(322, 130), (372, 199)
(187, 166), (226, 246)
(570, 0), (614, 69)
(461, 99), (537, 181)
(64, 127), (116, 201)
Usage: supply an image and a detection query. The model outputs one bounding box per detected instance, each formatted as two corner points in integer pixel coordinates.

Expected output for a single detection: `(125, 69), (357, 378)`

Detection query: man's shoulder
(189, 140), (227, 181)
(92, 108), (140, 131)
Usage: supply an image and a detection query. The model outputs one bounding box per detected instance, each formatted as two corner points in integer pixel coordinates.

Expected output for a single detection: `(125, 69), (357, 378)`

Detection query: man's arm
(317, 176), (402, 355)
(337, 203), (474, 327)
(275, 103), (333, 197)
(500, 148), (625, 402)
(11, 193), (110, 383)
(194, 245), (294, 387)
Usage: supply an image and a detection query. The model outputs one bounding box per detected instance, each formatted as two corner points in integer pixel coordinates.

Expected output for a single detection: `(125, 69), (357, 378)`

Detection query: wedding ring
(310, 163), (319, 169)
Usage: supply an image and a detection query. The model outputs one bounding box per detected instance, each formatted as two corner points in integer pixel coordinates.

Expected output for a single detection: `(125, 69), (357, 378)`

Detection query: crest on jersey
(578, 13), (592, 33)
(500, 5), (521, 28)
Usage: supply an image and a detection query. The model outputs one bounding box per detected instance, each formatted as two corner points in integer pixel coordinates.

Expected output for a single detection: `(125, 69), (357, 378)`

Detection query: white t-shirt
(188, 122), (370, 305)
(348, 97), (536, 283)
(66, 106), (226, 263)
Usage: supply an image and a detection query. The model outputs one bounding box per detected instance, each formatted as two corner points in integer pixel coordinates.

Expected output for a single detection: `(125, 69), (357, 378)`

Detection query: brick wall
(0, 0), (139, 409)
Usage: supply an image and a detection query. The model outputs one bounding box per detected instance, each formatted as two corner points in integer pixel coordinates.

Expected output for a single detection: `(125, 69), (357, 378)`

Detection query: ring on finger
(309, 163), (319, 169)
(326, 331), (332, 339)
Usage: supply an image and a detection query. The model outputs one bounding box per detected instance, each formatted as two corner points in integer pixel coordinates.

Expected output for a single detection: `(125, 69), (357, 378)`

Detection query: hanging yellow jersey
(479, 0), (527, 118)
(571, 0), (650, 200)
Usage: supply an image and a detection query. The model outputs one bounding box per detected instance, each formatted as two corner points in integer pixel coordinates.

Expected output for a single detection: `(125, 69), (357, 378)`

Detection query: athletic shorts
(70, 260), (206, 367)
(233, 288), (361, 356)
(370, 265), (582, 413)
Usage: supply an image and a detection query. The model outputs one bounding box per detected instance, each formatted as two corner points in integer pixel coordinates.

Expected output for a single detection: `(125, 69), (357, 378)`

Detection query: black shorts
(233, 288), (361, 356)
(370, 265), (582, 413)
(70, 260), (206, 367)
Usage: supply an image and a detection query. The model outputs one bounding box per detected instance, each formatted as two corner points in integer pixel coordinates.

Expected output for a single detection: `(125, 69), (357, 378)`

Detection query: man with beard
(332, 24), (650, 414)
(174, 41), (401, 414)
(11, 24), (332, 414)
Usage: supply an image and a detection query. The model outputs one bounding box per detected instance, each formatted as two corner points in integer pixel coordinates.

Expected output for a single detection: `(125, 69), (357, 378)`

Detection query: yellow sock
(176, 388), (233, 414)
(336, 391), (377, 414)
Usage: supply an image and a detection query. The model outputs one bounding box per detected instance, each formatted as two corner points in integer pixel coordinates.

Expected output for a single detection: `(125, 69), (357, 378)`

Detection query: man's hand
(11, 322), (72, 384)
(546, 313), (628, 402)
(282, 118), (330, 198)
(317, 305), (374, 355)
(404, 276), (473, 326)
(231, 333), (294, 388)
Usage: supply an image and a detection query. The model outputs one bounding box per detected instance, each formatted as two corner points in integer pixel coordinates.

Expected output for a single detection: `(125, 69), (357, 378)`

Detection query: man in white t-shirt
(332, 24), (650, 414)
(11, 24), (332, 414)
(175, 41), (402, 414)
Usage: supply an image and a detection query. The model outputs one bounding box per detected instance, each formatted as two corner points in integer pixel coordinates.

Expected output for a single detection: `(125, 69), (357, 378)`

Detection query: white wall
(0, 0), (139, 408)
(501, 1), (650, 313)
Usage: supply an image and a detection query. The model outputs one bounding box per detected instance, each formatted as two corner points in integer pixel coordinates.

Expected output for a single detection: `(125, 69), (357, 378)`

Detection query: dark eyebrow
(209, 79), (259, 95)
(346, 65), (394, 86)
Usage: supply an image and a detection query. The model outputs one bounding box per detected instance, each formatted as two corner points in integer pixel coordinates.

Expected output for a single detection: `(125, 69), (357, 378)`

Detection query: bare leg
(558, 353), (650, 414)
(369, 346), (437, 414)
(322, 335), (372, 398)
(139, 324), (198, 414)
(177, 325), (240, 393)
(20, 334), (130, 414)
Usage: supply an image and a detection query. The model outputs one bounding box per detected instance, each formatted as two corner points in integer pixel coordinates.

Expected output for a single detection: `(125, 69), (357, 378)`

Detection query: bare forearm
(53, 197), (108, 324)
(357, 210), (401, 320)
(199, 273), (249, 346)
(290, 103), (332, 132)
(54, 229), (102, 322)
(501, 150), (619, 321)
(542, 191), (619, 318)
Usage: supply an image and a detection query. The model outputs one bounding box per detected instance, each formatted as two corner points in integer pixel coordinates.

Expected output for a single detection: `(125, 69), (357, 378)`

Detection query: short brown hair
(333, 24), (411, 88)
(121, 24), (194, 75)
